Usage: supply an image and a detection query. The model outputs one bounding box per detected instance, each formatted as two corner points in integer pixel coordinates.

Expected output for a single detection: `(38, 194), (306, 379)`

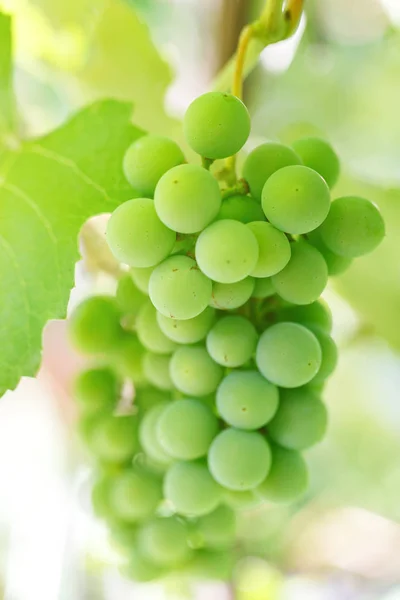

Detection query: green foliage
(0, 37), (142, 394)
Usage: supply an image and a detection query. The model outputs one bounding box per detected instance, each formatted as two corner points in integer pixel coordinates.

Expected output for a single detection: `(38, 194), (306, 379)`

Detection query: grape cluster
(69, 91), (385, 582)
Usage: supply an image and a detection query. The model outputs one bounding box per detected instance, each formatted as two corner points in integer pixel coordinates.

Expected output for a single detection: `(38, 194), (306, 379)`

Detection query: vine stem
(223, 0), (304, 179)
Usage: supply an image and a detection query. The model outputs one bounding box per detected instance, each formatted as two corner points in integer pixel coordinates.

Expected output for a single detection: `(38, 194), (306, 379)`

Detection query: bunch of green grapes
(68, 91), (385, 583)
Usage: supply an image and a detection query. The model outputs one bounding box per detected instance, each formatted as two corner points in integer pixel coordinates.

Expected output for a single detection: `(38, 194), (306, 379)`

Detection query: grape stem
(224, 0), (304, 177)
(221, 178), (249, 199)
(201, 156), (214, 170)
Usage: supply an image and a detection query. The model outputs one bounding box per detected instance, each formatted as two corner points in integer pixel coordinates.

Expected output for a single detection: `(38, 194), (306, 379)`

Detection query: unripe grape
(183, 92), (250, 159)
(318, 196), (385, 257)
(123, 135), (185, 196)
(243, 142), (302, 200)
(257, 445), (308, 503)
(107, 198), (176, 267)
(149, 255), (212, 320)
(74, 367), (120, 414)
(292, 137), (340, 188)
(262, 165), (331, 234)
(154, 164), (221, 234)
(208, 429), (271, 491)
(69, 295), (123, 354)
(256, 322), (322, 388)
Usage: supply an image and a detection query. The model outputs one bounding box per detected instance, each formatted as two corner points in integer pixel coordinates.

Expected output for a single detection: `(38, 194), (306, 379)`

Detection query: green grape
(112, 334), (146, 385)
(109, 521), (138, 551)
(122, 549), (164, 583)
(110, 468), (162, 522)
(142, 352), (173, 391)
(271, 241), (328, 305)
(222, 488), (260, 510)
(307, 326), (338, 384)
(257, 445), (308, 503)
(216, 194), (265, 223)
(307, 229), (352, 276)
(74, 367), (120, 414)
(156, 307), (215, 344)
(268, 387), (328, 450)
(256, 322), (322, 388)
(69, 295), (123, 354)
(107, 198), (176, 267)
(262, 165), (331, 234)
(149, 255), (212, 320)
(247, 221), (291, 277)
(318, 196), (385, 257)
(195, 220), (259, 284)
(196, 505), (236, 548)
(123, 135), (185, 196)
(92, 473), (114, 519)
(251, 277), (274, 299)
(135, 387), (170, 412)
(170, 346), (223, 396)
(88, 414), (140, 463)
(216, 370), (279, 430)
(292, 137), (340, 189)
(130, 266), (153, 294)
(157, 399), (219, 460)
(164, 461), (222, 516)
(116, 275), (147, 321)
(185, 549), (235, 581)
(183, 92), (250, 159)
(154, 164), (221, 233)
(206, 316), (258, 367)
(242, 142), (302, 200)
(278, 300), (333, 333)
(136, 301), (177, 354)
(139, 402), (172, 465)
(210, 278), (255, 310)
(208, 429), (271, 491)
(138, 518), (189, 566)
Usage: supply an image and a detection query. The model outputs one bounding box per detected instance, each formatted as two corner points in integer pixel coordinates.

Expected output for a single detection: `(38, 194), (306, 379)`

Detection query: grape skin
(74, 367), (119, 414)
(156, 307), (215, 344)
(142, 352), (173, 391)
(196, 219), (259, 284)
(271, 240), (328, 305)
(206, 315), (258, 367)
(247, 221), (291, 277)
(170, 346), (223, 396)
(107, 198), (176, 267)
(196, 505), (236, 549)
(216, 370), (279, 430)
(138, 518), (189, 566)
(292, 137), (340, 189)
(256, 322), (322, 388)
(216, 194), (265, 223)
(123, 135), (185, 196)
(209, 278), (255, 309)
(136, 301), (178, 354)
(139, 402), (173, 465)
(164, 461), (222, 517)
(110, 468), (162, 522)
(154, 164), (221, 234)
(257, 445), (308, 503)
(242, 142), (302, 201)
(149, 255), (212, 320)
(157, 399), (219, 460)
(208, 429), (272, 491)
(69, 295), (123, 354)
(318, 196), (385, 257)
(262, 165), (331, 234)
(183, 92), (250, 159)
(268, 387), (328, 450)
(251, 277), (274, 299)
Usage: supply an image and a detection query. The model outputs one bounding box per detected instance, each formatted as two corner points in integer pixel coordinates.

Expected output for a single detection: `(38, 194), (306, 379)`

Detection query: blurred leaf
(77, 0), (179, 136)
(0, 12), (16, 133)
(0, 100), (142, 396)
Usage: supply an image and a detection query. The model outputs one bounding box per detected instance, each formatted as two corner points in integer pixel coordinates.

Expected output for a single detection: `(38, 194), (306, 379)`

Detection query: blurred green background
(0, 0), (400, 598)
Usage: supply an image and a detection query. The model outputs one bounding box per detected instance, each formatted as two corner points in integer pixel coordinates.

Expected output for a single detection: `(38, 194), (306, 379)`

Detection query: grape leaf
(0, 99), (143, 396)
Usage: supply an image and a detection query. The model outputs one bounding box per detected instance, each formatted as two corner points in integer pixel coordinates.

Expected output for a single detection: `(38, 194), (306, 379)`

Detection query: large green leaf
(0, 99), (142, 396)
